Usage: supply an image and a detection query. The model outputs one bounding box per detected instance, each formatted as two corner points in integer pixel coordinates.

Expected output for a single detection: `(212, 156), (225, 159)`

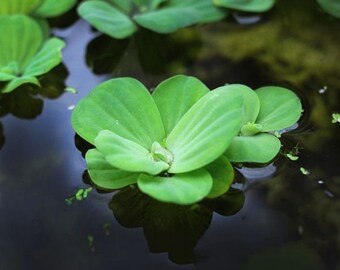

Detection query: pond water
(0, 1), (339, 269)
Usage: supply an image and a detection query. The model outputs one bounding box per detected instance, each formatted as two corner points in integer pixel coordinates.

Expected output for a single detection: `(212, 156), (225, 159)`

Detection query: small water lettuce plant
(224, 85), (302, 163)
(0, 15), (65, 93)
(78, 0), (226, 39)
(0, 0), (76, 18)
(72, 75), (244, 204)
(72, 75), (303, 204)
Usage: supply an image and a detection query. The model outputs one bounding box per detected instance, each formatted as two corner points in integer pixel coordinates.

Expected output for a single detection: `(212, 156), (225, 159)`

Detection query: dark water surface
(0, 1), (339, 269)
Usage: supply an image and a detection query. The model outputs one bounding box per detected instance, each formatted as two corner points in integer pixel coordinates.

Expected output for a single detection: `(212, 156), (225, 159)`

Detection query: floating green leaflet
(0, 15), (65, 93)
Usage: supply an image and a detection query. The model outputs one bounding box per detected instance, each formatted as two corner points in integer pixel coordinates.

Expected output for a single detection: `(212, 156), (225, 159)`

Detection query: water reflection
(86, 28), (202, 76)
(109, 186), (245, 264)
(0, 64), (68, 149)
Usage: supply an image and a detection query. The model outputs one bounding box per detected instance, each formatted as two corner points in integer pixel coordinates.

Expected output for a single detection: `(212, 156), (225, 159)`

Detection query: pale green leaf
(0, 0), (42, 15)
(222, 84), (260, 125)
(167, 86), (243, 173)
(134, 0), (226, 33)
(0, 76), (40, 94)
(225, 133), (281, 163)
(71, 77), (165, 148)
(213, 0), (275, 12)
(0, 15), (43, 73)
(78, 1), (137, 39)
(206, 156), (234, 199)
(86, 149), (138, 189)
(34, 0), (76, 17)
(134, 6), (198, 33)
(0, 73), (16, 81)
(95, 130), (169, 174)
(137, 168), (213, 204)
(24, 38), (65, 77)
(108, 0), (133, 13)
(316, 0), (340, 18)
(167, 0), (227, 23)
(152, 75), (209, 135)
(255, 86), (302, 132)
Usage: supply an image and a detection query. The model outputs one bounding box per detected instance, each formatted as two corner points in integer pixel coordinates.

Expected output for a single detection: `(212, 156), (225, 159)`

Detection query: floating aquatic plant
(213, 0), (275, 12)
(72, 75), (244, 204)
(0, 0), (76, 18)
(78, 0), (226, 39)
(72, 75), (303, 204)
(224, 85), (302, 163)
(0, 15), (65, 93)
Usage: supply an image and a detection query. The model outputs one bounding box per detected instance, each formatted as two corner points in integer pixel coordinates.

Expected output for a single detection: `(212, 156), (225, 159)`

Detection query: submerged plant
(0, 15), (65, 93)
(78, 0), (226, 39)
(224, 85), (302, 163)
(0, 0), (76, 18)
(72, 75), (244, 204)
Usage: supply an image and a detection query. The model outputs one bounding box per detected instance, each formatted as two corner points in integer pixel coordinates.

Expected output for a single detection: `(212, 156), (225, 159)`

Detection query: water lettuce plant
(224, 85), (302, 163)
(78, 0), (226, 39)
(0, 15), (65, 93)
(213, 0), (275, 12)
(0, 0), (76, 18)
(72, 75), (244, 204)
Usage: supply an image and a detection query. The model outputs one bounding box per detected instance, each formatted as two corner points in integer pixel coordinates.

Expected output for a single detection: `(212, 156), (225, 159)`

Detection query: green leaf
(134, 0), (226, 33)
(222, 84), (260, 125)
(86, 149), (138, 189)
(34, 0), (76, 17)
(94, 130), (169, 174)
(205, 156), (234, 199)
(316, 0), (340, 18)
(71, 77), (165, 149)
(0, 73), (16, 81)
(255, 86), (302, 132)
(108, 0), (133, 13)
(225, 133), (281, 163)
(213, 0), (275, 12)
(78, 1), (137, 39)
(0, 0), (42, 15)
(1, 76), (40, 94)
(152, 75), (209, 135)
(166, 86), (243, 173)
(137, 168), (213, 205)
(24, 38), (65, 77)
(0, 15), (43, 73)
(134, 6), (198, 33)
(167, 0), (227, 23)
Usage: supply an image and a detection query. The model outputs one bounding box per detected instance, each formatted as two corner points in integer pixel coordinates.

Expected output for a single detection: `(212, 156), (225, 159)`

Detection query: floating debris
(300, 167), (310, 175)
(324, 190), (335, 198)
(87, 235), (95, 252)
(65, 87), (78, 94)
(331, 113), (340, 124)
(103, 222), (112, 236)
(286, 153), (299, 161)
(67, 105), (75, 110)
(317, 180), (324, 184)
(318, 86), (327, 94)
(65, 187), (93, 205)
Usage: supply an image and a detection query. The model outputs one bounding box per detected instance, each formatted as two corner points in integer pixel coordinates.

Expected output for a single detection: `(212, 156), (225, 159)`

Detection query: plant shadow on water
(85, 28), (202, 76)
